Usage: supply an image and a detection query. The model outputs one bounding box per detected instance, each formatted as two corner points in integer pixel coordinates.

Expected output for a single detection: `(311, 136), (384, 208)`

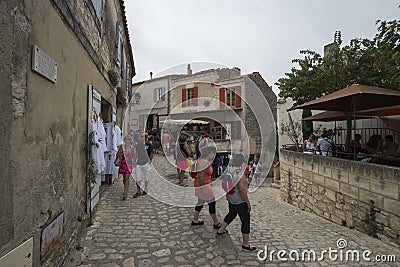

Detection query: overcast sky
(125, 0), (399, 95)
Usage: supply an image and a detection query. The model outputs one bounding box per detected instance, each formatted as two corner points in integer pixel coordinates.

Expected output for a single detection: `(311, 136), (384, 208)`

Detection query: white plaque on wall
(32, 44), (58, 83)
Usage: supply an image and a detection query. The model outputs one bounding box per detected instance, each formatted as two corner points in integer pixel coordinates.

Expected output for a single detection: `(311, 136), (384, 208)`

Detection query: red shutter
(182, 88), (187, 107)
(193, 87), (198, 106)
(219, 88), (225, 109)
(235, 86), (241, 108)
(235, 121), (242, 139)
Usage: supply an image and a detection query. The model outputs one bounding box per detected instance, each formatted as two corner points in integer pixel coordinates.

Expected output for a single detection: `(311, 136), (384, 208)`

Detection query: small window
(115, 22), (121, 66)
(91, 0), (103, 22)
(126, 63), (130, 91)
(182, 87), (198, 107)
(131, 93), (141, 104)
(226, 89), (236, 107)
(186, 88), (195, 105)
(153, 87), (165, 102)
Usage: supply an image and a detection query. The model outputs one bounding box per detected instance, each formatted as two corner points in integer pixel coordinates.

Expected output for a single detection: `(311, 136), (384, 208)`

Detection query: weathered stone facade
(130, 75), (177, 133)
(280, 149), (400, 246)
(0, 0), (134, 266)
(167, 68), (276, 155)
(244, 72), (277, 154)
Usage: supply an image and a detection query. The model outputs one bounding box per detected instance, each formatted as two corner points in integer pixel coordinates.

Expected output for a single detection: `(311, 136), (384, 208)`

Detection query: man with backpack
(317, 132), (336, 157)
(133, 133), (154, 198)
(216, 154), (256, 252)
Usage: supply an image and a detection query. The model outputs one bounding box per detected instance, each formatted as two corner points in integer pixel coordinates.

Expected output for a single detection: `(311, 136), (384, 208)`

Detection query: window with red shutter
(235, 86), (241, 108)
(182, 88), (187, 107)
(193, 87), (198, 106)
(219, 88), (225, 109)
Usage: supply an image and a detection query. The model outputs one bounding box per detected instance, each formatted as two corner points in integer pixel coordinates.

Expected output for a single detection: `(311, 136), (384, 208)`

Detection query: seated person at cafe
(317, 132), (335, 157)
(362, 134), (383, 155)
(383, 135), (399, 156)
(368, 142), (400, 166)
(302, 134), (318, 154)
(393, 146), (400, 158)
(349, 134), (362, 154)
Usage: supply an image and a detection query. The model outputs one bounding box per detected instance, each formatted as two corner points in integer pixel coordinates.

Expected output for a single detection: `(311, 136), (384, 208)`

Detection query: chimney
(187, 64), (192, 75)
(150, 71), (153, 79)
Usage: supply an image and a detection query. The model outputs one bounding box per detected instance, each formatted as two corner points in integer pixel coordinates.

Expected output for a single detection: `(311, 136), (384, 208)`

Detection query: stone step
(270, 182), (281, 189)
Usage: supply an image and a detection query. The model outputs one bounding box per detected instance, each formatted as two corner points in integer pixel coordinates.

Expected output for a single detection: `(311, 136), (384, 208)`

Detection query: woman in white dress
(302, 134), (317, 154)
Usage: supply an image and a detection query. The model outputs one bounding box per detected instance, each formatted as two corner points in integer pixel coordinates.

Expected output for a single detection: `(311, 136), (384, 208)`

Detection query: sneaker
(191, 221), (204, 226)
(242, 245), (257, 252)
(216, 229), (228, 236)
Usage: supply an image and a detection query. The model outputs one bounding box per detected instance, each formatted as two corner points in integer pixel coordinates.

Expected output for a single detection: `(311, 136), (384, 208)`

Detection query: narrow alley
(67, 154), (399, 267)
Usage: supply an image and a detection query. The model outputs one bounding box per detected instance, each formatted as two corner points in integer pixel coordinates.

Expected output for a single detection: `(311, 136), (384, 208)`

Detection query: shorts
(177, 160), (187, 171)
(135, 162), (151, 182)
(163, 143), (170, 150)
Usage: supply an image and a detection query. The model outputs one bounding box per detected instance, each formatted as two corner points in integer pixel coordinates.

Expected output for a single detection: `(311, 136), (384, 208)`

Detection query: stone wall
(280, 149), (400, 246)
(244, 73), (276, 154)
(0, 0), (15, 249)
(0, 0), (134, 266)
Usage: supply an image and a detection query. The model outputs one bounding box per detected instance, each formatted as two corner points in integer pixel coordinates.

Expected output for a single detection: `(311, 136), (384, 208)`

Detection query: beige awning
(292, 84), (400, 112)
(161, 119), (210, 126)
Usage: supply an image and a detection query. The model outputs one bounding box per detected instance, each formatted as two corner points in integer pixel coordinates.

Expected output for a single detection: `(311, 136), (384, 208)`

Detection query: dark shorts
(195, 198), (216, 214)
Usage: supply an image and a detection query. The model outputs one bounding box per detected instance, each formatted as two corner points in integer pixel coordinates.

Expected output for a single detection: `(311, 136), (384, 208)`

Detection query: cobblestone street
(67, 154), (399, 267)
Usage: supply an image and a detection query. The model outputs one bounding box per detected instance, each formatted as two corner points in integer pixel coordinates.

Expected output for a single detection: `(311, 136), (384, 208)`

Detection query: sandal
(132, 192), (141, 198)
(213, 223), (222, 229)
(191, 220), (204, 226)
(216, 229), (228, 236)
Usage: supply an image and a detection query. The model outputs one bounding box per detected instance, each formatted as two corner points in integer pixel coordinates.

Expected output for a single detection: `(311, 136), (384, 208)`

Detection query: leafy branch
(276, 19), (400, 106)
(279, 121), (302, 151)
(82, 132), (99, 191)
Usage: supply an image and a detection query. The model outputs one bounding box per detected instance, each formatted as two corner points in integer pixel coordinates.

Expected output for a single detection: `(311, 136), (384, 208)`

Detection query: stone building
(129, 74), (183, 133)
(168, 67), (276, 156)
(0, 0), (134, 266)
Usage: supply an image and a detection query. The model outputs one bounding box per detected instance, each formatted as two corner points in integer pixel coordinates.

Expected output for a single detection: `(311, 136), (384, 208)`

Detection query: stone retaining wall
(280, 149), (400, 246)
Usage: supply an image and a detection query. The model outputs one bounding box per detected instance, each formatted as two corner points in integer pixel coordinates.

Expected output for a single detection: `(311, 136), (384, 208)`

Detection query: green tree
(302, 109), (313, 138)
(276, 20), (400, 106)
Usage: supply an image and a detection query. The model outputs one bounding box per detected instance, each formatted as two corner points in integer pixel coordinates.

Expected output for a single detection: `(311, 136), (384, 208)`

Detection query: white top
(253, 163), (262, 174)
(305, 140), (316, 150)
(113, 125), (123, 151)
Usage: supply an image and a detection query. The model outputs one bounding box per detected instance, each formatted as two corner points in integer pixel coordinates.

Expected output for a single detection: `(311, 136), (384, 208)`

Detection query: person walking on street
(176, 135), (192, 186)
(191, 146), (221, 229)
(216, 154), (256, 252)
(252, 159), (262, 186)
(162, 130), (172, 156)
(116, 135), (136, 200)
(133, 133), (154, 198)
